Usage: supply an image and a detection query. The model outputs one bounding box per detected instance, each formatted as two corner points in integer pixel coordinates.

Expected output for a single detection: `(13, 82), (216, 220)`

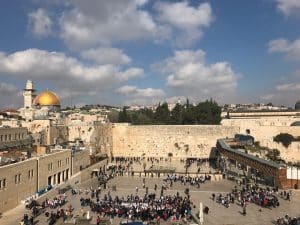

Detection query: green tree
(107, 110), (119, 122)
(170, 103), (183, 124)
(118, 107), (130, 122)
(154, 102), (170, 124)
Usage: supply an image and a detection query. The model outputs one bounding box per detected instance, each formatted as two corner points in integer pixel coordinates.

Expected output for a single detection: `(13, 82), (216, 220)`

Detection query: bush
(273, 133), (294, 148)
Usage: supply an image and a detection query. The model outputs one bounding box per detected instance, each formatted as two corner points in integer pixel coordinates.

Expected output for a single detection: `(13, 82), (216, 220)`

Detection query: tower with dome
(19, 80), (61, 121)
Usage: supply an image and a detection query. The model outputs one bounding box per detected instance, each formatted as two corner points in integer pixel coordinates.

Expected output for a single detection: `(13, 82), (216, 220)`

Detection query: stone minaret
(23, 80), (36, 108)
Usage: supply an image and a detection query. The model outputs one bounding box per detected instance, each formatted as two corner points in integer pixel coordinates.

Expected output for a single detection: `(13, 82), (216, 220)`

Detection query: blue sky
(0, 0), (300, 108)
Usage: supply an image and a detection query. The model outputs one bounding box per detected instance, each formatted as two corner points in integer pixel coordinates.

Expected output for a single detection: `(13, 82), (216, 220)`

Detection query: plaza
(1, 173), (299, 225)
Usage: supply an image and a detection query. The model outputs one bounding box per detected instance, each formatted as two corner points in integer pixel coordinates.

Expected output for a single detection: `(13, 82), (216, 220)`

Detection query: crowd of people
(164, 174), (211, 188)
(22, 193), (74, 225)
(83, 191), (194, 223)
(212, 185), (281, 212)
(276, 215), (300, 225)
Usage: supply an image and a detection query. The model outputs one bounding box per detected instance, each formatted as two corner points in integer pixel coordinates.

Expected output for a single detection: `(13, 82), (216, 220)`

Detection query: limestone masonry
(99, 124), (240, 158)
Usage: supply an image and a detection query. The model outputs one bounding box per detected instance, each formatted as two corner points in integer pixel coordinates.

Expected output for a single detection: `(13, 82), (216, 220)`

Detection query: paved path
(1, 176), (299, 225)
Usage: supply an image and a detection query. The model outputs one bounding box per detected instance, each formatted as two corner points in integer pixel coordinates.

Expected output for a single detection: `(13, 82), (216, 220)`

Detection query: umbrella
(199, 202), (204, 225)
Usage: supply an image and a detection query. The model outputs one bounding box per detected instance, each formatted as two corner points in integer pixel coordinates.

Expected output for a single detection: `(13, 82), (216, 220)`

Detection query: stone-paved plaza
(1, 175), (300, 225)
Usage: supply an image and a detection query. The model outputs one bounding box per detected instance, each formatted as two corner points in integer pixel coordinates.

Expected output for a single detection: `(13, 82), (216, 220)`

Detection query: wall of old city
(0, 158), (37, 212)
(72, 150), (91, 175)
(104, 124), (240, 158)
(94, 124), (113, 156)
(49, 125), (68, 145)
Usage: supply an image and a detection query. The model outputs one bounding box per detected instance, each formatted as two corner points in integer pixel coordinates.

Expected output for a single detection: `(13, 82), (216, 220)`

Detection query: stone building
(0, 149), (90, 213)
(0, 127), (31, 150)
(0, 158), (37, 212)
(37, 150), (72, 190)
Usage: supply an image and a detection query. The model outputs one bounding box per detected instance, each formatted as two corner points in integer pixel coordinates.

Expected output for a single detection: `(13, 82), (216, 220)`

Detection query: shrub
(273, 133), (294, 148)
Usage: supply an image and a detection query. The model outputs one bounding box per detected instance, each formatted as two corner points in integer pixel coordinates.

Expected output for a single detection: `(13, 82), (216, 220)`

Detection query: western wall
(98, 124), (240, 158)
(97, 120), (300, 162)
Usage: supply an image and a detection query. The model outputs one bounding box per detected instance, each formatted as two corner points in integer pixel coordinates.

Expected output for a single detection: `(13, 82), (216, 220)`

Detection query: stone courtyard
(1, 175), (299, 225)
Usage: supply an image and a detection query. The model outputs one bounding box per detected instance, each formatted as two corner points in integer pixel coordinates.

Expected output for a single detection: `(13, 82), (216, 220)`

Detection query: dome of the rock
(34, 90), (60, 106)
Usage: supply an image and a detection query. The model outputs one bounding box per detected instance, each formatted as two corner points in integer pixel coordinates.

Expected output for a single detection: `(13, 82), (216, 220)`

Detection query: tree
(154, 102), (170, 124)
(170, 103), (183, 124)
(118, 107), (130, 123)
(182, 99), (196, 124)
(107, 110), (119, 122)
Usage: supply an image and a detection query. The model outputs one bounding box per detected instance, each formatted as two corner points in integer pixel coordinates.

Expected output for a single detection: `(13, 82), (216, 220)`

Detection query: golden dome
(34, 90), (60, 106)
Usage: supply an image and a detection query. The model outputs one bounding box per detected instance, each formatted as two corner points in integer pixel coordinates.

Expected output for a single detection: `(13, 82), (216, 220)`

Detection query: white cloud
(153, 49), (239, 102)
(28, 8), (53, 37)
(268, 38), (300, 61)
(0, 82), (22, 109)
(81, 47), (131, 65)
(276, 83), (300, 91)
(277, 0), (300, 16)
(155, 2), (212, 29)
(0, 49), (142, 82)
(0, 49), (144, 106)
(59, 0), (162, 49)
(155, 1), (213, 47)
(116, 85), (165, 98)
(260, 81), (300, 108)
(260, 94), (275, 101)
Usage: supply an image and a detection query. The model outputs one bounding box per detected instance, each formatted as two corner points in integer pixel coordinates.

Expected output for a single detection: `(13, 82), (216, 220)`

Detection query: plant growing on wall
(273, 133), (297, 148)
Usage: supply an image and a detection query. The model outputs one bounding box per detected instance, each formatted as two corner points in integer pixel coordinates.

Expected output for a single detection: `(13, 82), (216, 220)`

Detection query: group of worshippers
(22, 193), (72, 225)
(212, 185), (281, 212)
(276, 214), (300, 225)
(81, 190), (194, 223)
(164, 173), (211, 188)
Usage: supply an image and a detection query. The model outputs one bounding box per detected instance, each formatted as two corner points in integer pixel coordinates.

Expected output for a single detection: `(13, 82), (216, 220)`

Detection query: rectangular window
(0, 180), (2, 189)
(15, 175), (18, 184)
(28, 170), (31, 179)
(0, 135), (3, 141)
(48, 163), (51, 171)
(31, 169), (34, 177)
(18, 174), (21, 183)
(3, 179), (6, 188)
(8, 134), (11, 141)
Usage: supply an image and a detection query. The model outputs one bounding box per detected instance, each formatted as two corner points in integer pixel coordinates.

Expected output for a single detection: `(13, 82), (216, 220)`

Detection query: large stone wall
(99, 124), (240, 158)
(72, 150), (90, 175)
